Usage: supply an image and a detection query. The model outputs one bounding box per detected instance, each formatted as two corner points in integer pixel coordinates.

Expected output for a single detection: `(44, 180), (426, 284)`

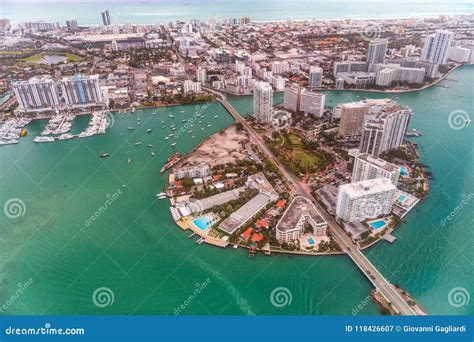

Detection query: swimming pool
(307, 238), (315, 246)
(399, 166), (409, 176)
(369, 220), (386, 229)
(398, 195), (407, 202)
(193, 216), (213, 231)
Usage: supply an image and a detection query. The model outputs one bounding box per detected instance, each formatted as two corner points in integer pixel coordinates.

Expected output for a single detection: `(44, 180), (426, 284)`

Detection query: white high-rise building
(367, 39), (388, 65)
(300, 89), (325, 117)
(196, 67), (207, 83)
(448, 46), (471, 63)
(336, 178), (396, 223)
(308, 66), (323, 87)
(59, 75), (105, 107)
(253, 81), (273, 123)
(422, 30), (454, 65)
(271, 61), (290, 75)
(283, 84), (299, 112)
(183, 80), (202, 94)
(352, 153), (400, 185)
(13, 76), (60, 112)
(359, 99), (412, 156)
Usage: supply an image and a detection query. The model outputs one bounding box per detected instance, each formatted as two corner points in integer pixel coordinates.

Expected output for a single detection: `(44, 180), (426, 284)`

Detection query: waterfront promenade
(205, 86), (419, 316)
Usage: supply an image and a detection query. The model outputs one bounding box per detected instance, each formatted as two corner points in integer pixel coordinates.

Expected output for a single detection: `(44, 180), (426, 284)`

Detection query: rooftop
(219, 193), (271, 234)
(339, 178), (396, 197)
(276, 196), (326, 233)
(357, 153), (399, 173)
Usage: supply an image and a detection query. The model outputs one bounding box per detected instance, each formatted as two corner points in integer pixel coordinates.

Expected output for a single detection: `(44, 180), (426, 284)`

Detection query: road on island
(204, 86), (418, 316)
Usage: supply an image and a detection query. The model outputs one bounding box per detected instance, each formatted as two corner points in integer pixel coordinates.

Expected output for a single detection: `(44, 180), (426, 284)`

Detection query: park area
(267, 131), (333, 177)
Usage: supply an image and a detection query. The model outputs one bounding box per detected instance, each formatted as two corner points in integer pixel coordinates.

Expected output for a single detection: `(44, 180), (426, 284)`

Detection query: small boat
(100, 152), (109, 158)
(156, 192), (166, 197)
(146, 129), (152, 133)
(190, 124), (194, 128)
(207, 124), (212, 127)
(128, 157), (132, 164)
(137, 122), (141, 126)
(151, 151), (156, 156)
(158, 195), (167, 200)
(192, 136), (195, 139)
(128, 127), (134, 130)
(180, 110), (185, 113)
(147, 144), (154, 148)
(134, 141), (143, 146)
(161, 120), (165, 124)
(170, 142), (177, 147)
(182, 119), (187, 122)
(21, 129), (27, 137)
(214, 115), (218, 118)
(168, 114), (174, 118)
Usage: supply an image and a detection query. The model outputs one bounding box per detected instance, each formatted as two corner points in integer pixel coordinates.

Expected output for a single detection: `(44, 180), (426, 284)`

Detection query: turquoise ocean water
(2, 0), (474, 26)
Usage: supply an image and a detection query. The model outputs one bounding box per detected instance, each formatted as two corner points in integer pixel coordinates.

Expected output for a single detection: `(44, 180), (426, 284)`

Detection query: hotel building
(336, 178), (396, 223)
(352, 153), (400, 185)
(253, 81), (273, 123)
(59, 75), (105, 108)
(13, 76), (60, 112)
(422, 30), (454, 65)
(308, 66), (323, 87)
(276, 196), (327, 243)
(359, 100), (412, 156)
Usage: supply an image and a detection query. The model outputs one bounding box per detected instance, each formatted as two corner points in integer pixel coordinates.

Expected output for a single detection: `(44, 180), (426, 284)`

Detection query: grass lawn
(291, 149), (319, 168)
(0, 51), (25, 55)
(288, 132), (302, 145)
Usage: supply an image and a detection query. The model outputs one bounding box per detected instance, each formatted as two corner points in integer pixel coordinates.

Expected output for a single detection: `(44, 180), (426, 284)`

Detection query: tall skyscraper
(359, 100), (412, 156)
(101, 10), (111, 26)
(283, 85), (325, 117)
(59, 75), (104, 107)
(336, 178), (396, 222)
(367, 39), (388, 65)
(196, 67), (207, 83)
(337, 102), (370, 138)
(283, 84), (300, 113)
(13, 76), (60, 112)
(253, 82), (273, 123)
(66, 19), (78, 32)
(352, 153), (400, 185)
(422, 30), (454, 65)
(308, 66), (323, 87)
